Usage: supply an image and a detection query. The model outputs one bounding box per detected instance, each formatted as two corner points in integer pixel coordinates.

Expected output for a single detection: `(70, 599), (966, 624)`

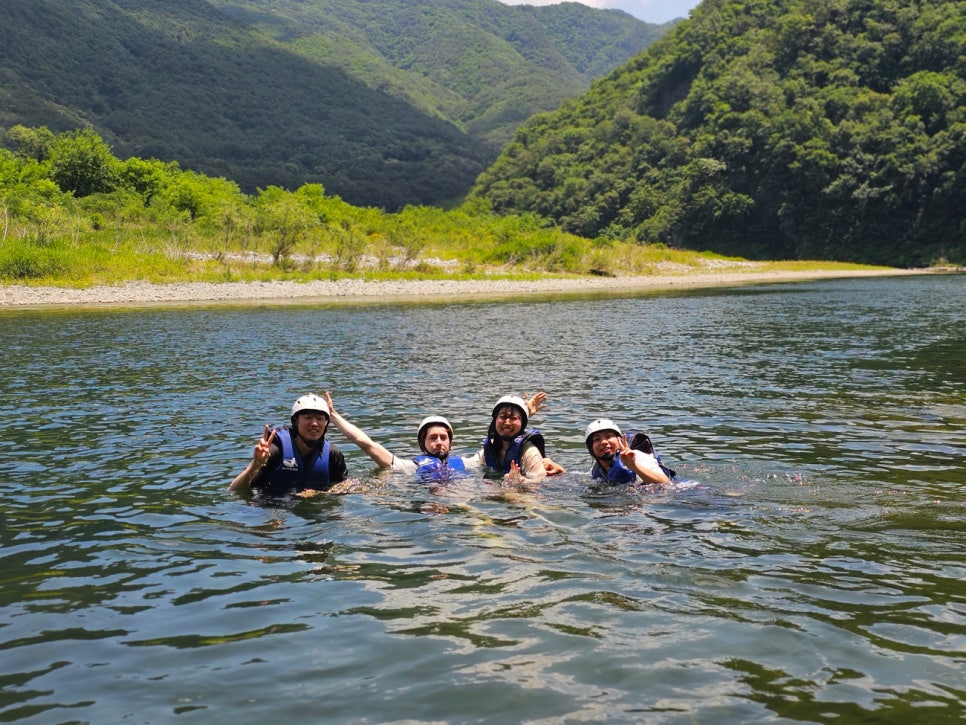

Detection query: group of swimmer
(229, 391), (675, 498)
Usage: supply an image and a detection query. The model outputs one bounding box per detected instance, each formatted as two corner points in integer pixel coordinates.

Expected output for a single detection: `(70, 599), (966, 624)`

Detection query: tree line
(0, 125), (626, 283)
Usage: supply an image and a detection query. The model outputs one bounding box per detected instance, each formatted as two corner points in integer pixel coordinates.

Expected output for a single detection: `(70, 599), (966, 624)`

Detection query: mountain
(0, 0), (668, 209)
(208, 0), (669, 147)
(471, 0), (965, 266)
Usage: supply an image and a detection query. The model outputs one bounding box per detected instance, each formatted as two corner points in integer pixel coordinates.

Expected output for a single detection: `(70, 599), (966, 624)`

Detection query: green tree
(254, 186), (320, 264)
(47, 129), (119, 197)
(159, 170), (243, 221)
(5, 125), (56, 162)
(0, 146), (69, 230)
(119, 157), (180, 206)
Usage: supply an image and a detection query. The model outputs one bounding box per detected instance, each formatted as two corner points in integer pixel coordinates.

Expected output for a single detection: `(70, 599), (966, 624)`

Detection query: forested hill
(472, 0), (965, 266)
(0, 0), (668, 210)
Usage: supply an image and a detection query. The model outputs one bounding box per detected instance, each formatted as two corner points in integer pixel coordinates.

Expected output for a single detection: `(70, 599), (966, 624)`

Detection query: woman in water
(481, 394), (558, 485)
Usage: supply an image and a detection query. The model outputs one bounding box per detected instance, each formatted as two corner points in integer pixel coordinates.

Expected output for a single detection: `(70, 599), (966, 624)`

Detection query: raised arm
(324, 391), (394, 468)
(524, 393), (565, 474)
(229, 424), (275, 492)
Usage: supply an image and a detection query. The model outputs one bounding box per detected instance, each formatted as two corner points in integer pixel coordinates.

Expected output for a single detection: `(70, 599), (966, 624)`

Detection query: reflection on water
(1, 275), (963, 723)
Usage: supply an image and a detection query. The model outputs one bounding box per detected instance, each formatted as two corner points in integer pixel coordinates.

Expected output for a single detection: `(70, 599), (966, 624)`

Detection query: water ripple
(1, 276), (963, 722)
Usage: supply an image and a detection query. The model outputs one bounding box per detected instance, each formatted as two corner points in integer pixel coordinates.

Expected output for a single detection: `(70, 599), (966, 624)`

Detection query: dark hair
(418, 421), (452, 452)
(484, 417), (499, 450)
(486, 403), (525, 450)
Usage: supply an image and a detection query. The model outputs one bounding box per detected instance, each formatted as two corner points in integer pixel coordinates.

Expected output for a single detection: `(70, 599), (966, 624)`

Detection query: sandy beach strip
(0, 268), (939, 309)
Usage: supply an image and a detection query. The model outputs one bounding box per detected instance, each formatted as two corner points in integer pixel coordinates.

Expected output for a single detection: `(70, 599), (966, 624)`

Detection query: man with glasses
(230, 393), (349, 496)
(584, 418), (672, 485)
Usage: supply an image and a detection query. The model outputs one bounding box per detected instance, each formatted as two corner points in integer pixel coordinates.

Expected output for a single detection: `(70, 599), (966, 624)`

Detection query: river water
(1, 274), (963, 723)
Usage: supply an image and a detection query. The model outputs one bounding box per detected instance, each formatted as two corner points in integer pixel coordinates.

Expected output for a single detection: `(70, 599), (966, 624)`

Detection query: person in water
(324, 391), (480, 480)
(583, 418), (672, 485)
(229, 393), (349, 496)
(324, 391), (562, 482)
(481, 394), (552, 484)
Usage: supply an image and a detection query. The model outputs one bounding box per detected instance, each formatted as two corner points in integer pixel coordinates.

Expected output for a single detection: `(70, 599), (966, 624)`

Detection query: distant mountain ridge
(0, 0), (669, 208)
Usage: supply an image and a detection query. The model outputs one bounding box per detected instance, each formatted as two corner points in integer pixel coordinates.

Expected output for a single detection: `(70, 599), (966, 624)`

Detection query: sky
(495, 0), (702, 25)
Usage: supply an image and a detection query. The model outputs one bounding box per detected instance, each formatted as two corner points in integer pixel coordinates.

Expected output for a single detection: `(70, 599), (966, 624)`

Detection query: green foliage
(120, 157), (180, 206)
(472, 0), (966, 266)
(0, 124), (636, 284)
(0, 124), (898, 287)
(385, 215), (427, 268)
(0, 0), (669, 210)
(160, 171), (244, 222)
(255, 185), (320, 264)
(331, 224), (367, 273)
(47, 129), (120, 198)
(486, 231), (585, 272)
(514, 2), (670, 78)
(0, 238), (72, 279)
(0, 148), (69, 220)
(5, 125), (55, 162)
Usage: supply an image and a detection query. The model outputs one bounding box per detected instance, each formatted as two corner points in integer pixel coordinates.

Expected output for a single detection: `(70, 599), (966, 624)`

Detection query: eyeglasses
(496, 412), (522, 422)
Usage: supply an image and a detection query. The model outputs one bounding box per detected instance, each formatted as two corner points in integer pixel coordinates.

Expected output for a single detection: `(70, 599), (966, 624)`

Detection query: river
(1, 274), (963, 723)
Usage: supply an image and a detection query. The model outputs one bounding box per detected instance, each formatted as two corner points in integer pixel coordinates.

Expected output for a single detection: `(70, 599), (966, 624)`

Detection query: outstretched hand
(229, 424), (278, 493)
(543, 457), (566, 476)
(323, 390), (336, 415)
(524, 391), (548, 416)
(503, 460), (525, 485)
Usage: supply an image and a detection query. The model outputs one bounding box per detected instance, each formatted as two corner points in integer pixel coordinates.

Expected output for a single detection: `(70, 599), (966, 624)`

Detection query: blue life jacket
(264, 427), (331, 491)
(483, 430), (546, 473)
(591, 456), (637, 484)
(413, 454), (468, 483)
(591, 431), (676, 484)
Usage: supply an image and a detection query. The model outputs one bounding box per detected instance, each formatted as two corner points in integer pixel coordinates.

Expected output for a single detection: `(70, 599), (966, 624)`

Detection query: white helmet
(491, 395), (528, 429)
(291, 394), (330, 423)
(584, 418), (621, 450)
(417, 415), (453, 451)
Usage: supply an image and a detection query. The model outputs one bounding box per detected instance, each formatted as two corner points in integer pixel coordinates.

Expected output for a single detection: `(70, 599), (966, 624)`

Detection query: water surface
(1, 275), (963, 723)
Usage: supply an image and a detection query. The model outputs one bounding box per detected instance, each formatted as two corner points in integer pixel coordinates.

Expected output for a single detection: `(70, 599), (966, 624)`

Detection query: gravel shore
(0, 268), (933, 308)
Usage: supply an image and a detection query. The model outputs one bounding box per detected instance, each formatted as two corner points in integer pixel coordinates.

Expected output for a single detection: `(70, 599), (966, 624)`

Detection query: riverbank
(0, 267), (945, 308)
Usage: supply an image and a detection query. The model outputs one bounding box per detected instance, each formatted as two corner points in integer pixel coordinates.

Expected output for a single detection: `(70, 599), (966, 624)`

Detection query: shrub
(0, 239), (71, 280)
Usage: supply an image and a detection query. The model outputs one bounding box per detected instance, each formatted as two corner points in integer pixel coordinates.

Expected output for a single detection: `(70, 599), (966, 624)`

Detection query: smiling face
(493, 404), (524, 439)
(422, 424), (452, 457)
(295, 410), (328, 443)
(589, 429), (621, 459)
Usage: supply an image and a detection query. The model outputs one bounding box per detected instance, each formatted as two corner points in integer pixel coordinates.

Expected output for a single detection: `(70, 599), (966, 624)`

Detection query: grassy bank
(0, 206), (889, 289)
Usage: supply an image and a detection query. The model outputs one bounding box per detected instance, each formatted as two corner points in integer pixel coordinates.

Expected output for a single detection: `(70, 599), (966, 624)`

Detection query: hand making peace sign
(617, 433), (636, 468)
(252, 424), (276, 468)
